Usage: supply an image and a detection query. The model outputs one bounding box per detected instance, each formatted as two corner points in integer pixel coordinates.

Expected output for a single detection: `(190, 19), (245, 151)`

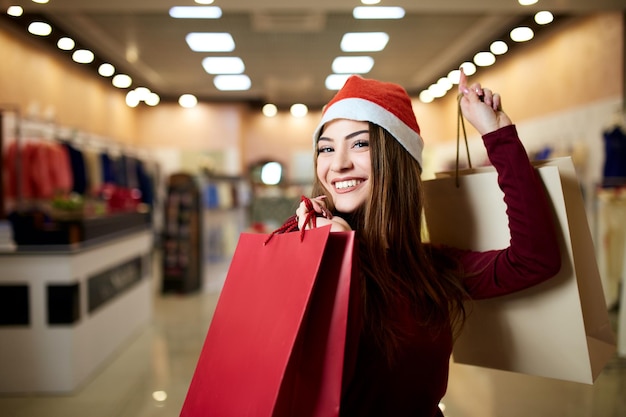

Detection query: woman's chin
(333, 198), (365, 214)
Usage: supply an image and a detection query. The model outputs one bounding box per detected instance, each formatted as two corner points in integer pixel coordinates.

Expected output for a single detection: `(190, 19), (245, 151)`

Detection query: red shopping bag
(180, 225), (359, 417)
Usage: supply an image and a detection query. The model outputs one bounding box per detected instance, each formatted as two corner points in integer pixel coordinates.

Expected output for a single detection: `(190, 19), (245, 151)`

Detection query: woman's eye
(317, 146), (333, 154)
(353, 140), (369, 149)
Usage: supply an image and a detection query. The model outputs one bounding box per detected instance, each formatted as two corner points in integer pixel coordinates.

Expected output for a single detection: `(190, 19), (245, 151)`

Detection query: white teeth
(335, 179), (361, 190)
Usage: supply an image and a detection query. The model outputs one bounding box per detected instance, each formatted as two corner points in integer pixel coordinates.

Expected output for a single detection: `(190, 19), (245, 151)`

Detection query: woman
(294, 71), (561, 416)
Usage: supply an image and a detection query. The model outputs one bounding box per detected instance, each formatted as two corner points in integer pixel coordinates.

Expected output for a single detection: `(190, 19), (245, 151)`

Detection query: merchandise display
(0, 111), (159, 246)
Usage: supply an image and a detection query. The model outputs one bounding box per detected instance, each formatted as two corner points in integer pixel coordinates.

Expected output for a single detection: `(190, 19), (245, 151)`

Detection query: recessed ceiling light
(437, 77), (453, 91)
(325, 74), (351, 90)
(112, 74), (132, 89)
(57, 37), (75, 51)
(290, 104), (308, 118)
(179, 94), (198, 108)
(447, 69), (461, 85)
(331, 56), (374, 74)
(518, 0), (538, 5)
(28, 22), (52, 36)
(535, 11), (554, 25)
(202, 57), (245, 74)
(474, 51), (496, 67)
(195, 0), (215, 4)
(419, 90), (434, 103)
(510, 26), (534, 42)
(262, 104), (278, 117)
(459, 62), (477, 76)
(72, 49), (94, 64)
(186, 33), (235, 52)
(133, 87), (152, 101)
(145, 93), (160, 106)
(98, 63), (115, 77)
(169, 6), (222, 19)
(353, 7), (405, 19)
(428, 83), (446, 98)
(213, 75), (251, 91)
(490, 40), (508, 55)
(7, 6), (23, 17)
(32, 0), (49, 4)
(126, 91), (140, 108)
(340, 32), (389, 52)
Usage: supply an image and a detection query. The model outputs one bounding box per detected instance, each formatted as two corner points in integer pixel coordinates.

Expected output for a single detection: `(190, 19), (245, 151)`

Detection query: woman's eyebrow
(345, 129), (369, 139)
(319, 129), (369, 142)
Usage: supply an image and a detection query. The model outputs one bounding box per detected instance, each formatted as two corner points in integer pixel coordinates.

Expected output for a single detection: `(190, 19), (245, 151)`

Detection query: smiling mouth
(334, 179), (362, 190)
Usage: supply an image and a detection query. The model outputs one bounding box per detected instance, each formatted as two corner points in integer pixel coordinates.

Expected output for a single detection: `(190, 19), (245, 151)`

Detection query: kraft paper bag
(422, 156), (616, 384)
(180, 226), (359, 417)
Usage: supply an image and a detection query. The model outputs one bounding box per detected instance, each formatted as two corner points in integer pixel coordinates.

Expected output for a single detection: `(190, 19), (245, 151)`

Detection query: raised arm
(452, 71), (561, 298)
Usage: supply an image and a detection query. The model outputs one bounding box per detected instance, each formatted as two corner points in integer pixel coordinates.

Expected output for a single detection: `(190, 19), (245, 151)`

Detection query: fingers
(480, 89), (504, 112)
(458, 68), (468, 93)
(458, 68), (482, 99)
(458, 66), (503, 112)
(482, 88), (493, 108)
(493, 93), (503, 112)
(312, 196), (332, 218)
(296, 196), (332, 230)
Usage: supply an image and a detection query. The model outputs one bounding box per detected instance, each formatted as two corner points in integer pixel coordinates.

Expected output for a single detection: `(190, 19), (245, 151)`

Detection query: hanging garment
(100, 152), (116, 185)
(63, 142), (88, 194)
(83, 148), (103, 195)
(30, 141), (54, 198)
(602, 126), (626, 185)
(135, 159), (154, 205)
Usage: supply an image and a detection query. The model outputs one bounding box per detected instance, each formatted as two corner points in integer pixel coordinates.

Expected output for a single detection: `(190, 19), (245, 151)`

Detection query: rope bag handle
(456, 93), (473, 187)
(264, 196), (317, 244)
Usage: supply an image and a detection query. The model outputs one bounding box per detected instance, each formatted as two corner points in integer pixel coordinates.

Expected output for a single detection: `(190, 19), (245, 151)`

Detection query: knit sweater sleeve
(450, 124), (561, 299)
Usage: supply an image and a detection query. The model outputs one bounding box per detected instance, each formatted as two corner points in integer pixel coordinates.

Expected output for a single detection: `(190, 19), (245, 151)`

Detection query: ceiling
(3, 0), (625, 109)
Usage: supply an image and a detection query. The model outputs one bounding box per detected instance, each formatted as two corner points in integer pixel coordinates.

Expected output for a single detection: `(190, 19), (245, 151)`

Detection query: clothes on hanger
(602, 114), (626, 186)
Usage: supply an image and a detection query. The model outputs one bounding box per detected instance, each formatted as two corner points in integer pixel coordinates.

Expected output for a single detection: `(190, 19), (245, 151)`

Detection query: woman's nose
(330, 149), (352, 171)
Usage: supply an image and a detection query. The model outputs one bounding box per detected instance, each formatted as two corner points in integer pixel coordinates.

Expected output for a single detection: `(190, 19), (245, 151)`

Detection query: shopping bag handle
(264, 196), (317, 244)
(456, 93), (473, 187)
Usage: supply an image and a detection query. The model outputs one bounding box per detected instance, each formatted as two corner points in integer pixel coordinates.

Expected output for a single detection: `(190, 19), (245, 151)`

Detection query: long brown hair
(311, 123), (469, 359)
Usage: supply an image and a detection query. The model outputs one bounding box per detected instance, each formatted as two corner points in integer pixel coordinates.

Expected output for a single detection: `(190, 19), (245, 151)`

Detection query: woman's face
(316, 119), (371, 213)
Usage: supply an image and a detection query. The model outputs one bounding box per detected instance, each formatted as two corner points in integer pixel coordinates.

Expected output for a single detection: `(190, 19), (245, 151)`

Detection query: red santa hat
(313, 75), (424, 167)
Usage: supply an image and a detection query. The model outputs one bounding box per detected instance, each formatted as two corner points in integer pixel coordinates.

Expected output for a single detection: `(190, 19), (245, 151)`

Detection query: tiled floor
(1, 290), (625, 417)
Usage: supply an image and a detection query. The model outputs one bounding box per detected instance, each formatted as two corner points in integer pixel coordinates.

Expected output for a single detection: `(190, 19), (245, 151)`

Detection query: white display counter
(0, 228), (153, 393)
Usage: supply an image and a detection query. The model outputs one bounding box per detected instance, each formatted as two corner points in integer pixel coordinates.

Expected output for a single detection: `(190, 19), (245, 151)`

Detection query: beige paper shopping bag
(423, 157), (616, 384)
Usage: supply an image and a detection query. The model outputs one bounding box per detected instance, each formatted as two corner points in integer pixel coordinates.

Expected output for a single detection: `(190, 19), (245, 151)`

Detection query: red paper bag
(180, 226), (359, 417)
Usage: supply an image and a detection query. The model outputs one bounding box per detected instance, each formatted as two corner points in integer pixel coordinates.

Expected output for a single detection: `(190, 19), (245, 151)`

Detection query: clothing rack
(3, 113), (159, 203)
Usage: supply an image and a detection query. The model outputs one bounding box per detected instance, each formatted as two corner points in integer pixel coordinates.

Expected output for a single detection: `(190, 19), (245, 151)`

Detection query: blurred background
(0, 1), (625, 416)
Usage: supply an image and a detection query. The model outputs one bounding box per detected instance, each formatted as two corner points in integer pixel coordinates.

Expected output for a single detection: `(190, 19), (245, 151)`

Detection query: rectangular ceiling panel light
(202, 57), (245, 74)
(332, 56), (374, 74)
(186, 33), (235, 52)
(169, 6), (222, 19)
(213, 75), (251, 91)
(340, 32), (389, 52)
(353, 7), (405, 19)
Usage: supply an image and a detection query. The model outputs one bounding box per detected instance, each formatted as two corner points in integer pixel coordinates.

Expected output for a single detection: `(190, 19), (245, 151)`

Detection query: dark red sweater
(340, 125), (562, 416)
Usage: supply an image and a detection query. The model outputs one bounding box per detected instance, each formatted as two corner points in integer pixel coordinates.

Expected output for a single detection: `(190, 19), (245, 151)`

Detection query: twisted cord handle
(264, 196), (317, 245)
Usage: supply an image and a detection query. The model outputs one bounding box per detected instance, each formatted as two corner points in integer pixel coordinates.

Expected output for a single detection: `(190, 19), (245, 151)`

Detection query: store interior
(1, 1), (626, 416)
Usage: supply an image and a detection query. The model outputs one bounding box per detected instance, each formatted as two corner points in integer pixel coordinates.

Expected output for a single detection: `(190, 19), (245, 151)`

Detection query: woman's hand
(296, 196), (351, 232)
(458, 68), (512, 135)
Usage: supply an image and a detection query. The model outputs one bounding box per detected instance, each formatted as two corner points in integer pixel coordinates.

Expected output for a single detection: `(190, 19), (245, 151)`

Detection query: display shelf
(0, 228), (153, 393)
(162, 173), (202, 294)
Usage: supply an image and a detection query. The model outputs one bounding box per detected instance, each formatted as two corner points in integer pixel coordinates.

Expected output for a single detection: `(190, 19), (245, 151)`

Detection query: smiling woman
(283, 73), (563, 416)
